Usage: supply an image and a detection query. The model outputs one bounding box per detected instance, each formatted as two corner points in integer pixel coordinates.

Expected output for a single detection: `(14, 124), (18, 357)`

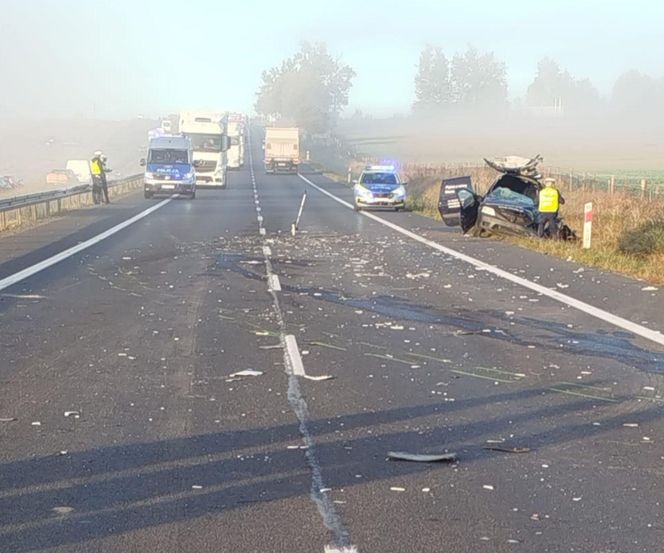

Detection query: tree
(612, 70), (664, 117)
(413, 45), (452, 112)
(255, 42), (355, 133)
(449, 46), (508, 109)
(526, 58), (601, 114)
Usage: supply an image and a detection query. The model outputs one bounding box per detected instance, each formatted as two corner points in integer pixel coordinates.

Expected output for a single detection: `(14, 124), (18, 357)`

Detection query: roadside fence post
(583, 202), (593, 249)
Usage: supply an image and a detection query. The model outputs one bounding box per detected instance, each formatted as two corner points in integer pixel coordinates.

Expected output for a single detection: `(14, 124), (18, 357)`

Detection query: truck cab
(141, 136), (196, 199)
(179, 112), (230, 188)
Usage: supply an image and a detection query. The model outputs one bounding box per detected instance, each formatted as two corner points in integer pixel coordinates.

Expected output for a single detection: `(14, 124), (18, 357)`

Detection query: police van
(141, 136), (197, 199)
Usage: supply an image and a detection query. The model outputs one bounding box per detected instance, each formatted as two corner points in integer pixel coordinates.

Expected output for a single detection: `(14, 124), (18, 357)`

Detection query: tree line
(255, 42), (664, 132)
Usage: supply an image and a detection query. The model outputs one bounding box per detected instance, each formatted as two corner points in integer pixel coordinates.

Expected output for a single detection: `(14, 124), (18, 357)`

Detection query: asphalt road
(1, 130), (664, 553)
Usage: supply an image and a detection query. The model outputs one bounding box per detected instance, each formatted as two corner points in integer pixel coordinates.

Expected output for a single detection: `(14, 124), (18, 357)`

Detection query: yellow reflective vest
(90, 159), (103, 176)
(539, 187), (560, 212)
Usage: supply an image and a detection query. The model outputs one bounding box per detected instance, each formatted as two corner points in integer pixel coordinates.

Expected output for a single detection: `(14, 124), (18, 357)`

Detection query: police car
(353, 165), (407, 211)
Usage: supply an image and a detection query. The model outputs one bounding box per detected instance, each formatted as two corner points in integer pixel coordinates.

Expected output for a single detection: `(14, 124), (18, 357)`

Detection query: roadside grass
(407, 178), (664, 286)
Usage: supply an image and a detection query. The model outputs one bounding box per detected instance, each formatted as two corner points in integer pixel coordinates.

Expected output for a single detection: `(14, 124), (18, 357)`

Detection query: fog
(1, 0), (663, 185)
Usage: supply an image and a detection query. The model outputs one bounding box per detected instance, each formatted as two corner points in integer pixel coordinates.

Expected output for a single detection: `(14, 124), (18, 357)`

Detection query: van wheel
(144, 191), (153, 199)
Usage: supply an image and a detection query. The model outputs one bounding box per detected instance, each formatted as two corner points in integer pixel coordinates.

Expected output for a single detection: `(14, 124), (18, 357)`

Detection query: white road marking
(285, 334), (306, 376)
(268, 274), (282, 292)
(299, 174), (664, 348)
(0, 197), (174, 293)
(257, 215), (264, 222)
(251, 132), (356, 553)
(259, 227), (266, 235)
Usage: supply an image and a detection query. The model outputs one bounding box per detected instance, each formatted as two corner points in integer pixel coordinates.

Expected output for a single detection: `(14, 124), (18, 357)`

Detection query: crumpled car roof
(484, 155), (543, 177)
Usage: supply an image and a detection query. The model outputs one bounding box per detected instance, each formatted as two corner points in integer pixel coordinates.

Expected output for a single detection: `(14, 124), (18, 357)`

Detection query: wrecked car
(438, 155), (576, 240)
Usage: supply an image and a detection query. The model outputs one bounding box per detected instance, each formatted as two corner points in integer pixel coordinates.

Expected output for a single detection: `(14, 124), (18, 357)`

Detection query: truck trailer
(264, 127), (299, 174)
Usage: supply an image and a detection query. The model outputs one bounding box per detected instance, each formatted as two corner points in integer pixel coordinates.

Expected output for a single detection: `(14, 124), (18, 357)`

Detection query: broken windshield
(486, 186), (536, 208)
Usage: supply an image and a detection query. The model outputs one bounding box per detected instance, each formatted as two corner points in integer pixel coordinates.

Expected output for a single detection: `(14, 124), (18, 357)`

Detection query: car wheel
(354, 204), (361, 212)
(144, 191), (153, 199)
(190, 191), (196, 199)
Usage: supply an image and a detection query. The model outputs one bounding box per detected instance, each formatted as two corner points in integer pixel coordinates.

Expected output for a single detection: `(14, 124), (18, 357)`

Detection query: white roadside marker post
(583, 202), (593, 249)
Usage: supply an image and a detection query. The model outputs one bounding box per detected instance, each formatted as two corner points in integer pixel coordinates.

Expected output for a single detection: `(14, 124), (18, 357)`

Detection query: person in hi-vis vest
(538, 178), (565, 237)
(90, 151), (110, 204)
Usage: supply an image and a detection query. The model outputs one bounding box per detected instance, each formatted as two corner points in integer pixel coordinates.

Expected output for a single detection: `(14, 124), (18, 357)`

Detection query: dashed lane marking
(268, 274), (282, 292)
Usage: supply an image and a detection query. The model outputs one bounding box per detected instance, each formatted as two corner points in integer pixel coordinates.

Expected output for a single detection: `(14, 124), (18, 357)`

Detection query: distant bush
(618, 220), (664, 257)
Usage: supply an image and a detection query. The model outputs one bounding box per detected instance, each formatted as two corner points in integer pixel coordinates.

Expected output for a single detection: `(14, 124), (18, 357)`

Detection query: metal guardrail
(0, 175), (142, 213)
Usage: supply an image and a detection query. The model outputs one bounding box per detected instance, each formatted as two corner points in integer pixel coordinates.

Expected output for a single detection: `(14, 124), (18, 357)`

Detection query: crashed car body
(438, 155), (574, 239)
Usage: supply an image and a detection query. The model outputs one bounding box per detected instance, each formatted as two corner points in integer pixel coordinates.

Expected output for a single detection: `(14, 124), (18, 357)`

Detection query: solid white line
(285, 334), (306, 376)
(268, 274), (281, 292)
(298, 174), (664, 348)
(263, 246), (272, 257)
(0, 197), (174, 293)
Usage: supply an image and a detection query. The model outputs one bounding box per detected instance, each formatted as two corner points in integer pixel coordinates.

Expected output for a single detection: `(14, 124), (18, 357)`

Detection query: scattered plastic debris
(482, 485), (495, 491)
(304, 374), (335, 381)
(483, 446), (530, 454)
(191, 485), (203, 490)
(229, 369), (264, 377)
(0, 417), (17, 423)
(623, 423), (639, 428)
(31, 421), (41, 426)
(64, 411), (80, 418)
(390, 486), (406, 492)
(642, 286), (658, 291)
(387, 451), (457, 463)
(52, 506), (74, 515)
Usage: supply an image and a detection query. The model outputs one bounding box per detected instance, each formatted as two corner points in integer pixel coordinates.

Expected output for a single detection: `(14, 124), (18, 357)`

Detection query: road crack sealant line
(0, 197), (175, 293)
(298, 173), (664, 349)
(248, 132), (357, 553)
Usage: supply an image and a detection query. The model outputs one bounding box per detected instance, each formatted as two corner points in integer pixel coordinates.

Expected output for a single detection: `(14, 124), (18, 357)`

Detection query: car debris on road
(387, 451), (458, 463)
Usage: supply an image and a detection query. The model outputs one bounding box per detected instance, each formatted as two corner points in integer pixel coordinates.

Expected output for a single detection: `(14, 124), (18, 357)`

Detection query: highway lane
(0, 132), (663, 552)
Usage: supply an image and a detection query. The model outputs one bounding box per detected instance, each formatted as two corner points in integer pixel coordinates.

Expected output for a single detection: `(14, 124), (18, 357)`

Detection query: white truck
(179, 112), (230, 188)
(226, 118), (245, 169)
(264, 127), (299, 174)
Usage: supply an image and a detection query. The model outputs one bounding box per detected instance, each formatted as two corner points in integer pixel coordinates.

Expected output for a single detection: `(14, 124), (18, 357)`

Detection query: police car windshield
(361, 172), (397, 185)
(148, 149), (189, 164)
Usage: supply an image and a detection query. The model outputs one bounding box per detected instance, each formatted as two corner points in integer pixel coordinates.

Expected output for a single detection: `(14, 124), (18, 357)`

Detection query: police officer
(91, 151), (110, 204)
(538, 177), (565, 237)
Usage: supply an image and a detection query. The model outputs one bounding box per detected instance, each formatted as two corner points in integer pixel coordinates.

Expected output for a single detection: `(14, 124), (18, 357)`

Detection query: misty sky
(1, 0), (662, 119)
